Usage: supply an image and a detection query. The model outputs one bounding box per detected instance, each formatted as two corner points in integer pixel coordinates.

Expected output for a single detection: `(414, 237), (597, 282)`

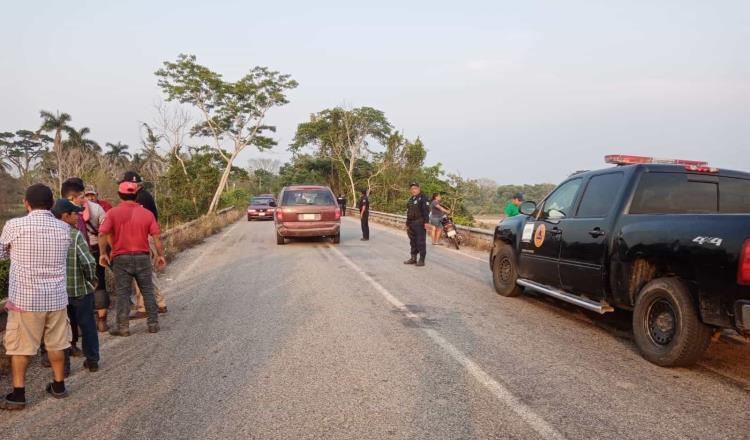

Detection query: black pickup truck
(489, 155), (750, 366)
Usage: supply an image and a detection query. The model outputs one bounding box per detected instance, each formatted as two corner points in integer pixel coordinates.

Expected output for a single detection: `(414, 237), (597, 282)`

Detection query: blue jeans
(113, 253), (158, 328)
(65, 293), (99, 365)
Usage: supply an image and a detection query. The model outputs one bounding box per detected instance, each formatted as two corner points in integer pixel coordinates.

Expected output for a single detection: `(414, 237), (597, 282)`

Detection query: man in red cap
(98, 180), (166, 335)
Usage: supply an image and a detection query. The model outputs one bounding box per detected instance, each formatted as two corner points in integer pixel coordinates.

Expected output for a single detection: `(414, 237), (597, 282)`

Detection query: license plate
(299, 213), (320, 221)
(447, 230), (457, 238)
(258, 212), (266, 216)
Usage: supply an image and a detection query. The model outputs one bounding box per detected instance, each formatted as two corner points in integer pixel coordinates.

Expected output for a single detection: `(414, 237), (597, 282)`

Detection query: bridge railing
(345, 207), (495, 251)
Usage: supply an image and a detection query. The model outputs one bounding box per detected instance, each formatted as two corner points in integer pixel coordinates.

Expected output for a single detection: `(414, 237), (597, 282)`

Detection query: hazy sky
(2, 0), (748, 184)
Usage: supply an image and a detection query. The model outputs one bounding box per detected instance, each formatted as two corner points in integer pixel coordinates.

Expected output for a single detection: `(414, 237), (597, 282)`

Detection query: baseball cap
(84, 185), (98, 195)
(513, 192), (524, 201)
(51, 198), (84, 217)
(409, 181), (420, 188)
(118, 181), (139, 194)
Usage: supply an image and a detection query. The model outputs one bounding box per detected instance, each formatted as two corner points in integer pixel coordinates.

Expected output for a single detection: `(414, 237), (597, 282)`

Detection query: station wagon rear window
(281, 189), (336, 206)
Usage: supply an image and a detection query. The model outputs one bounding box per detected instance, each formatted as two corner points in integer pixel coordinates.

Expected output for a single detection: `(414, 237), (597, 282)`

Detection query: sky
(2, 0), (748, 184)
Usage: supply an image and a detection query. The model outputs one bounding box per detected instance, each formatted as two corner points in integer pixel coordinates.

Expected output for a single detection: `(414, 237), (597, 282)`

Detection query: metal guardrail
(345, 207), (495, 250)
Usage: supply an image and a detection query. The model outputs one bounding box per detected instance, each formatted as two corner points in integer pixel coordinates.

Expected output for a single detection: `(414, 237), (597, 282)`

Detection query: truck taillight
(276, 210), (283, 221)
(739, 239), (750, 285)
(335, 207), (341, 220)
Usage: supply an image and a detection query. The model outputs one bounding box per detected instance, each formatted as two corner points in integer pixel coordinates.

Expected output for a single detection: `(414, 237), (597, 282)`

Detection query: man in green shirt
(51, 199), (100, 373)
(504, 193), (524, 217)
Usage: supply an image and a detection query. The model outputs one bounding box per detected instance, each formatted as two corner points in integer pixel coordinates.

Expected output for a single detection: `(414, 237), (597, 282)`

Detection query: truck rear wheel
(632, 278), (712, 367)
(276, 230), (286, 245)
(492, 245), (522, 297)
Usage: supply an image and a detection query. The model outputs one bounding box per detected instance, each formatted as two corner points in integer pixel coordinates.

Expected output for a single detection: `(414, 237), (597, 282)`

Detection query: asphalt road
(2, 217), (749, 439)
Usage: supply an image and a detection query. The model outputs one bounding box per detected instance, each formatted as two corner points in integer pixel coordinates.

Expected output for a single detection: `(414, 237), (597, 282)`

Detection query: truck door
(559, 172), (625, 299)
(518, 178), (583, 288)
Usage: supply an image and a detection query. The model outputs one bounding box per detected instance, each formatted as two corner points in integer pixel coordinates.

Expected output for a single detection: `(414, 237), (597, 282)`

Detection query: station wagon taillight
(276, 210), (283, 221)
(335, 207), (341, 220)
(739, 239), (750, 285)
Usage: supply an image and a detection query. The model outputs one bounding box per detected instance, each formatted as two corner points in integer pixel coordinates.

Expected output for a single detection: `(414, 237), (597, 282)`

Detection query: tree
(290, 106), (392, 204)
(155, 54), (298, 213)
(104, 142), (132, 175)
(138, 123), (167, 183)
(65, 126), (101, 153)
(248, 157), (281, 175)
(0, 130), (51, 187)
(38, 110), (75, 192)
(153, 101), (192, 177)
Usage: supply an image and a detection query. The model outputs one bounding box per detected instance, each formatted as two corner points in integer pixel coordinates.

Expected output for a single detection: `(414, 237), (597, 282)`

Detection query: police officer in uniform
(358, 189), (369, 241)
(337, 194), (347, 216)
(404, 182), (430, 267)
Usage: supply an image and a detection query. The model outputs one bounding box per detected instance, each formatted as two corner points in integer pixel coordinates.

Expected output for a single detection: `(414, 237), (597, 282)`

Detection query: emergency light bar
(605, 154), (708, 167)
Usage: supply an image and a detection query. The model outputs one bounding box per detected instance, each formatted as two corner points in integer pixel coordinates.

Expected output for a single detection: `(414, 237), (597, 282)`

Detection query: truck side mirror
(519, 201), (537, 215)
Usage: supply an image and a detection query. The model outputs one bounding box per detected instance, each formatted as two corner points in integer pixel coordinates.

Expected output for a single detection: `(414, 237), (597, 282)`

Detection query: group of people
(360, 182), (524, 268)
(0, 171), (167, 410)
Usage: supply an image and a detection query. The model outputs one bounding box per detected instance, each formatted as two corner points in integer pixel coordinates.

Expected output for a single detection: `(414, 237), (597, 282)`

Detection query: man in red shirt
(98, 181), (166, 336)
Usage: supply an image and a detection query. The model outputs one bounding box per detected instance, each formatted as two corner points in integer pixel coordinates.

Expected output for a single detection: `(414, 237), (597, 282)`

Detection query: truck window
(542, 178), (582, 219)
(719, 177), (750, 213)
(630, 172), (718, 214)
(576, 172), (624, 218)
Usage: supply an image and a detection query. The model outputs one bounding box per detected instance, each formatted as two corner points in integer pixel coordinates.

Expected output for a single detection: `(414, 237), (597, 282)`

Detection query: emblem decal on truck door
(534, 224), (546, 247)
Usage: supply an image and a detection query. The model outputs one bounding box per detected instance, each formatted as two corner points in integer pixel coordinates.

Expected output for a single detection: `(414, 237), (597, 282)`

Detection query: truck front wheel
(492, 246), (522, 297)
(632, 278), (712, 367)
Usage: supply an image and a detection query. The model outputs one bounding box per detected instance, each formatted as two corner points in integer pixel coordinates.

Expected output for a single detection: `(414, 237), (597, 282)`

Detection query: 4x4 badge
(534, 224), (546, 247)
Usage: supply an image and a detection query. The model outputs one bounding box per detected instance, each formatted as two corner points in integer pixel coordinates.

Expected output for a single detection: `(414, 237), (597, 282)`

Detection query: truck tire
(332, 233), (340, 244)
(276, 230), (285, 245)
(492, 245), (522, 297)
(632, 278), (712, 367)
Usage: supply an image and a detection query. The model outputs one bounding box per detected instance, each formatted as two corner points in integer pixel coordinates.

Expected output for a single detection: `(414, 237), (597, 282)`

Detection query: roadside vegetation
(0, 53), (557, 237)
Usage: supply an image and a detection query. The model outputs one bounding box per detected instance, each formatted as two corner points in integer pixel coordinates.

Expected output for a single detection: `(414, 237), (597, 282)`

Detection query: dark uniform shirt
(136, 189), (158, 221)
(406, 193), (430, 223)
(357, 195), (369, 214)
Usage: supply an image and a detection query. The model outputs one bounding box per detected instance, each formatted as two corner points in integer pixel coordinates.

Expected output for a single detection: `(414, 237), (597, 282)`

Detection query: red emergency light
(605, 154), (708, 167)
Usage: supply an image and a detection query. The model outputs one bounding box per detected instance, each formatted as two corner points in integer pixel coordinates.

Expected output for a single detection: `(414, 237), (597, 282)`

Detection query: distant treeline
(462, 181), (557, 215)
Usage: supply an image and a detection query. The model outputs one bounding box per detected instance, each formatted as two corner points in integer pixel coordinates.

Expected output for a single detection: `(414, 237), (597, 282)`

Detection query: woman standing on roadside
(429, 193), (451, 245)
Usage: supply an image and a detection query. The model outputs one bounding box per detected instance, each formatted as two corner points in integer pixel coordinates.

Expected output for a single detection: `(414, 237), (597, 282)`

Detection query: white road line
(329, 245), (566, 440)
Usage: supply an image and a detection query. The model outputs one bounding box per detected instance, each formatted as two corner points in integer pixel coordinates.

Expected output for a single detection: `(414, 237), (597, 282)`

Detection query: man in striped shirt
(0, 184), (72, 410)
(51, 198), (100, 374)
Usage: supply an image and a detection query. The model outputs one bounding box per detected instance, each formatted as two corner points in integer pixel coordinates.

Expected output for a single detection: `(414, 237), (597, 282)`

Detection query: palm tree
(139, 123), (166, 182)
(104, 142), (132, 174)
(38, 110), (75, 192)
(65, 126), (101, 153)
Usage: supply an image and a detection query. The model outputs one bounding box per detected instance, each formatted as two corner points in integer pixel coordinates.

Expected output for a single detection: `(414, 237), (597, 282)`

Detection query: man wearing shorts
(0, 184), (72, 410)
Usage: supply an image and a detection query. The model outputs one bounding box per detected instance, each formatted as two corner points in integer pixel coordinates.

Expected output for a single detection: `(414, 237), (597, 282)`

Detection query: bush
(0, 260), (9, 300)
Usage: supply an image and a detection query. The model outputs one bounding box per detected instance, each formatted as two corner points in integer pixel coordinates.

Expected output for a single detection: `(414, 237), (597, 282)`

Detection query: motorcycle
(440, 215), (462, 250)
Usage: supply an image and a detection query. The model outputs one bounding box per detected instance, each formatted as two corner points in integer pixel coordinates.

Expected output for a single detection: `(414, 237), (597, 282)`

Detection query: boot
(109, 327), (130, 337)
(403, 256), (417, 265)
(416, 257), (425, 267)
